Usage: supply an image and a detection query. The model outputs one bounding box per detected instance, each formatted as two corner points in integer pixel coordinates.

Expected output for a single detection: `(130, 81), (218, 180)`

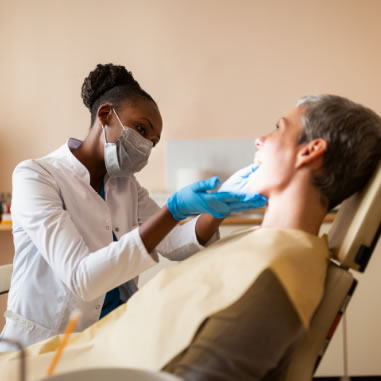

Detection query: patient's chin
(244, 179), (270, 198)
(244, 174), (263, 193)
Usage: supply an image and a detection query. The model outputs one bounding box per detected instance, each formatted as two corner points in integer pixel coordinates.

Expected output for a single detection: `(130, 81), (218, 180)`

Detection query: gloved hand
(167, 176), (267, 221)
(218, 163), (259, 193)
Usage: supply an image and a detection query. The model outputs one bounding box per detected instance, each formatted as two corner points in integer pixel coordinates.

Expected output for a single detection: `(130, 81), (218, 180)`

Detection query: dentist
(0, 63), (266, 351)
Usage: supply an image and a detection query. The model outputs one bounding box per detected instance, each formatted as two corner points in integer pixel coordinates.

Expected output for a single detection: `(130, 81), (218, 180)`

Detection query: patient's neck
(261, 175), (328, 236)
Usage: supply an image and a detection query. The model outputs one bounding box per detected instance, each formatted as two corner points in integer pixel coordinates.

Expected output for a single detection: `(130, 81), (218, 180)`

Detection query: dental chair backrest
(328, 161), (381, 272)
(277, 161), (381, 381)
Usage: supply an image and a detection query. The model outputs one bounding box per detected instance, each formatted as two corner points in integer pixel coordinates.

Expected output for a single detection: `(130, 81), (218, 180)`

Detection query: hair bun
(81, 63), (140, 110)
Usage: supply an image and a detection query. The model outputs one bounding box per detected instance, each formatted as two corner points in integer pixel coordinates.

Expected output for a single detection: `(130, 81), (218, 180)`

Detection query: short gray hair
(296, 95), (381, 209)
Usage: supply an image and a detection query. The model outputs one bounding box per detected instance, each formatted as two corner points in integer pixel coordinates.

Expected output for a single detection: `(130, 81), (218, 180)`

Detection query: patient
(162, 95), (381, 380)
(1, 95), (381, 381)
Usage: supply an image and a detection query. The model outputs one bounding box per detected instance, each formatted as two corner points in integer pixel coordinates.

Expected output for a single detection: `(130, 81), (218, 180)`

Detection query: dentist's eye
(136, 124), (146, 136)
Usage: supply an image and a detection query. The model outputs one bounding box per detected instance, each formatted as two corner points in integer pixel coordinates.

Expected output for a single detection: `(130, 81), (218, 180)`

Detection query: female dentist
(0, 64), (266, 351)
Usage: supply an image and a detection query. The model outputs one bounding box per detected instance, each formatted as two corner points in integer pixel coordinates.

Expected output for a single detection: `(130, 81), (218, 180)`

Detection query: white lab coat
(0, 139), (217, 351)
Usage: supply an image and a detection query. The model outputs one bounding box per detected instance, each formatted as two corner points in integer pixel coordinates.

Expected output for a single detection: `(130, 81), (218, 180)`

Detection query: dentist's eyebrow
(142, 117), (154, 131)
(142, 117), (161, 141)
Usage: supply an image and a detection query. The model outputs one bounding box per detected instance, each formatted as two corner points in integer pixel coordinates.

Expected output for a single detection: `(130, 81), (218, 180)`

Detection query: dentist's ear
(96, 104), (113, 126)
(295, 138), (328, 169)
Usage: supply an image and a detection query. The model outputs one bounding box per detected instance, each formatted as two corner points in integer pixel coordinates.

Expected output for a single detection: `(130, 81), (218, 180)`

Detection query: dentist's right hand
(167, 176), (267, 221)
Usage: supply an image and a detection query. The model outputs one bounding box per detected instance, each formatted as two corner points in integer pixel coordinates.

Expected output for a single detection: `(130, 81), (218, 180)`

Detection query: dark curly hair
(296, 95), (381, 210)
(81, 63), (156, 125)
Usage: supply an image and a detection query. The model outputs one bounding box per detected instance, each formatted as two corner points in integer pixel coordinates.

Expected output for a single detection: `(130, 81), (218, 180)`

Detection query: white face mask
(103, 109), (153, 177)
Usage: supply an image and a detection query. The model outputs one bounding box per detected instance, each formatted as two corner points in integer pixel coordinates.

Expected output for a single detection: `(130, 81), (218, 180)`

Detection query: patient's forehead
(283, 107), (304, 126)
(278, 106), (304, 139)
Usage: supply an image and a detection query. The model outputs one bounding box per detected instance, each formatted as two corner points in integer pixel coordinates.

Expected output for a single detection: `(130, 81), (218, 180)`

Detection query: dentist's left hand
(167, 176), (267, 221)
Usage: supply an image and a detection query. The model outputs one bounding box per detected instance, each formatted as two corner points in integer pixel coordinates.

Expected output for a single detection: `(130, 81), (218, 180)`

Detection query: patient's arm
(163, 269), (305, 381)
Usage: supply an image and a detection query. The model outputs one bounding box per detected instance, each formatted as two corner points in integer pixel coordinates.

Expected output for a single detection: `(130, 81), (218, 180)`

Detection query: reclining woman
(1, 95), (380, 381)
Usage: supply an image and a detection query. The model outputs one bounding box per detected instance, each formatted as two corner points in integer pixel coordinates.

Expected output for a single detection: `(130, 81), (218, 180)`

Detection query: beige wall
(0, 0), (381, 192)
(1, 0), (381, 375)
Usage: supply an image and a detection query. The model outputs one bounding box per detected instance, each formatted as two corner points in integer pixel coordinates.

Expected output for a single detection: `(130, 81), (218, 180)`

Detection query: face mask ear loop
(112, 108), (126, 129)
(102, 124), (109, 144)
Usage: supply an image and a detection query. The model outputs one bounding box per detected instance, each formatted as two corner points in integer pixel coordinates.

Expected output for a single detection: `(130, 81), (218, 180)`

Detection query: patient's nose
(255, 136), (265, 148)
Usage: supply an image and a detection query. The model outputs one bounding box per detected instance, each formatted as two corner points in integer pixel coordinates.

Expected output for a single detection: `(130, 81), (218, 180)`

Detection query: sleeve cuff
(188, 216), (221, 249)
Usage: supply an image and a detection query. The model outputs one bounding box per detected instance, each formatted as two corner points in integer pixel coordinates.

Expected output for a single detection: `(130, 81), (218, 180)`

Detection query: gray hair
(296, 95), (381, 209)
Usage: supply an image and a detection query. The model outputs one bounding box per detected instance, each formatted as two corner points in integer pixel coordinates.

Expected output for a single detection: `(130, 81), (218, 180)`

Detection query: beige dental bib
(0, 228), (328, 381)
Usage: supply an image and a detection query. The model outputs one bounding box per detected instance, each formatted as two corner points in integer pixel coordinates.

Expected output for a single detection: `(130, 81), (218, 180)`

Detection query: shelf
(0, 213), (336, 231)
(179, 212), (336, 226)
(0, 224), (12, 231)
(222, 213), (335, 225)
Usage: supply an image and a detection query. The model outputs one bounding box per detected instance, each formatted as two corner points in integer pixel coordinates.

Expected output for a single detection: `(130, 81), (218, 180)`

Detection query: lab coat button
(96, 305), (100, 309)
(115, 227), (119, 232)
(106, 226), (110, 230)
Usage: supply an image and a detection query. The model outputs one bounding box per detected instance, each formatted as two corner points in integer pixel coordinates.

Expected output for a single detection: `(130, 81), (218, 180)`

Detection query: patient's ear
(296, 139), (327, 169)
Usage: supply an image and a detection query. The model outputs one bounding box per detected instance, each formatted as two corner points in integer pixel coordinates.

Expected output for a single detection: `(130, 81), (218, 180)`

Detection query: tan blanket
(0, 227), (329, 381)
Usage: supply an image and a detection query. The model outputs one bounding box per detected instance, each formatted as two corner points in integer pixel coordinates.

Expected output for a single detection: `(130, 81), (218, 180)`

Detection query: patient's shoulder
(163, 268), (306, 381)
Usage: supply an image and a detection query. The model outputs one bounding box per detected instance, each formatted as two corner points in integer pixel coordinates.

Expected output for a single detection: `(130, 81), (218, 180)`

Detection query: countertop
(0, 209), (336, 231)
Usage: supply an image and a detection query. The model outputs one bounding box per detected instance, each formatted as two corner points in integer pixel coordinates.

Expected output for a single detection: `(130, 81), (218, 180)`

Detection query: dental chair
(277, 162), (381, 381)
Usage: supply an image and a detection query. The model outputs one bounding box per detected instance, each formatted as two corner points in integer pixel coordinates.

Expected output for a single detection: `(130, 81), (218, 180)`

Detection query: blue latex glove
(167, 176), (267, 221)
(218, 163), (259, 193)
